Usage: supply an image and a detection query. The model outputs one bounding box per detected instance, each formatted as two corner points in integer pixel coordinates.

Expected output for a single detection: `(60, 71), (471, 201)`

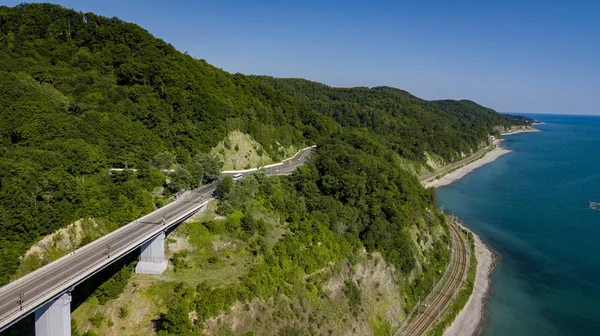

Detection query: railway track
(401, 221), (469, 336)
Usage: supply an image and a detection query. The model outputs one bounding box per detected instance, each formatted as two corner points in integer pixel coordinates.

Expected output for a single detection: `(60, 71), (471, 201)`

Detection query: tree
(168, 167), (194, 193)
(153, 152), (175, 170)
(158, 300), (192, 336)
(184, 162), (204, 188)
(0, 3), (530, 292)
(194, 152), (223, 183)
(216, 176), (234, 200)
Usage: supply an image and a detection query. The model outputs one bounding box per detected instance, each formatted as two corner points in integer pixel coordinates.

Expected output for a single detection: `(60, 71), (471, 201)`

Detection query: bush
(172, 250), (191, 271)
(91, 263), (134, 305)
(118, 306), (129, 319)
(88, 314), (104, 328)
(343, 280), (361, 317)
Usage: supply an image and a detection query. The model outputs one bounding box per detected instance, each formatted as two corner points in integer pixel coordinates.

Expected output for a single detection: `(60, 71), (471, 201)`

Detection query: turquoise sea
(437, 114), (600, 335)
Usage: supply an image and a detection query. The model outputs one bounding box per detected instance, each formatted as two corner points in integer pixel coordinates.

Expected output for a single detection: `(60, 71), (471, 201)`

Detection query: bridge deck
(0, 146), (314, 332)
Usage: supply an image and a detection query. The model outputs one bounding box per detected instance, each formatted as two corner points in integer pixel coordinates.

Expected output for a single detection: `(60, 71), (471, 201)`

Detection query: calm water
(437, 114), (600, 336)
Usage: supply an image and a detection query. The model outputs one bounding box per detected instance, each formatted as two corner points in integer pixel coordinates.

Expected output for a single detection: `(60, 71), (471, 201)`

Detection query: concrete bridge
(0, 146), (315, 336)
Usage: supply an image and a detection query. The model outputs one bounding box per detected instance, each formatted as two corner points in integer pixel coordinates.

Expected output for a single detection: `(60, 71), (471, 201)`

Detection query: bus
(232, 173), (243, 181)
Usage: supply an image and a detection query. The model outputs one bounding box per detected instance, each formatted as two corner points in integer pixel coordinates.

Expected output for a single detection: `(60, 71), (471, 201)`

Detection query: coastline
(419, 126), (538, 334)
(419, 145), (503, 336)
(423, 143), (512, 188)
(424, 130), (539, 334)
(444, 224), (495, 336)
(501, 127), (540, 135)
(427, 146), (502, 336)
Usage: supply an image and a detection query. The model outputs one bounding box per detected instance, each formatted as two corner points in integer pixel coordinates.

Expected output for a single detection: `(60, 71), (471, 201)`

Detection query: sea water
(436, 114), (600, 335)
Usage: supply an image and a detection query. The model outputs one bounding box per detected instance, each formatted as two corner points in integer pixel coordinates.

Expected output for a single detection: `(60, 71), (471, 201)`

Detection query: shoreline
(501, 127), (540, 135)
(444, 223), (495, 336)
(423, 143), (512, 188)
(427, 129), (539, 334)
(426, 127), (538, 335)
(428, 147), (502, 336)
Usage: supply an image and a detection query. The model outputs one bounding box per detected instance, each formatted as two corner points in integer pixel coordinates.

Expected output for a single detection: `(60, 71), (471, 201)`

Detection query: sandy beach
(422, 128), (539, 334)
(501, 127), (540, 135)
(444, 227), (494, 336)
(424, 147), (503, 335)
(423, 145), (512, 188)
(421, 137), (523, 334)
(420, 147), (502, 335)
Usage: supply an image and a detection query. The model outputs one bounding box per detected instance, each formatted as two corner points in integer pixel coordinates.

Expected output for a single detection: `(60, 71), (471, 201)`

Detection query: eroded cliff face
(198, 210), (449, 336)
(202, 252), (402, 335)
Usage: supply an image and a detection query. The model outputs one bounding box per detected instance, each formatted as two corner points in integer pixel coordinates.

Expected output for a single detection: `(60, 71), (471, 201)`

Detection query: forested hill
(0, 1), (527, 302)
(0, 3), (340, 284)
(0, 4), (337, 162)
(254, 76), (530, 162)
(0, 4), (534, 334)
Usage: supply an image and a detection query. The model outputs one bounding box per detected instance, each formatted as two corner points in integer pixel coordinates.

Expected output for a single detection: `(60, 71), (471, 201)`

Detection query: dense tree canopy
(0, 3), (529, 287)
(254, 77), (530, 162)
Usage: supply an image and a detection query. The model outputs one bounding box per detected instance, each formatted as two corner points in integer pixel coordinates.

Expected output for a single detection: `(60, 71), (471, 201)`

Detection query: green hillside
(254, 76), (529, 162)
(0, 3), (336, 284)
(0, 3), (530, 335)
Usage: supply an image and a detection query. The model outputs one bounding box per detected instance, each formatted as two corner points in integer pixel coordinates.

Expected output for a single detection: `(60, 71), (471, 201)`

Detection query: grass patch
(211, 130), (301, 170)
(371, 314), (393, 336)
(163, 205), (287, 287)
(163, 249), (253, 287)
(185, 199), (220, 223)
(427, 230), (477, 336)
(72, 275), (164, 335)
(211, 130), (274, 170)
(251, 210), (286, 248)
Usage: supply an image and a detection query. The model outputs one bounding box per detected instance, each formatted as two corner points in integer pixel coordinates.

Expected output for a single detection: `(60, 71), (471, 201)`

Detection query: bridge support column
(135, 232), (168, 274)
(34, 292), (71, 336)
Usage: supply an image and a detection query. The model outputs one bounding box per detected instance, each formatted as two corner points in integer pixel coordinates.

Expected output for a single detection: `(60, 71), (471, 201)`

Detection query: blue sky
(5, 0), (600, 115)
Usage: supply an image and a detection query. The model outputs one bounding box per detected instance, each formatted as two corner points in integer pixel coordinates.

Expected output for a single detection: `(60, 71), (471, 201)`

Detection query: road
(0, 146), (315, 332)
(399, 221), (469, 336)
(220, 145), (316, 177)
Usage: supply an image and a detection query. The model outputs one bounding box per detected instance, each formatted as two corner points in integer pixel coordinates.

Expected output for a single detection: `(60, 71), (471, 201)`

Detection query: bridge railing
(0, 196), (209, 331)
(0, 148), (315, 330)
(0, 190), (188, 299)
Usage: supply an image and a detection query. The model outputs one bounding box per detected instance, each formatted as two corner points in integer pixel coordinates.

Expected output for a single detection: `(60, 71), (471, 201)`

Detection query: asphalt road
(400, 221), (469, 336)
(0, 146), (315, 331)
(220, 145), (315, 177)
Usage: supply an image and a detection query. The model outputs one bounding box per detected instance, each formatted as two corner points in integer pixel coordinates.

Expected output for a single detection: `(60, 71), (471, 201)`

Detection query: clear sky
(5, 0), (600, 115)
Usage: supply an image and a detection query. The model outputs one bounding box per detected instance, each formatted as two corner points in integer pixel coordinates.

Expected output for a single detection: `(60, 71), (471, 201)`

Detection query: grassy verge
(427, 229), (477, 336)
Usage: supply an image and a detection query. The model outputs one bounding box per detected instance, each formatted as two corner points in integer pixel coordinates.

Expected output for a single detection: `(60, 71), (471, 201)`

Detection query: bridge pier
(134, 201), (209, 275)
(34, 292), (71, 336)
(135, 232), (168, 274)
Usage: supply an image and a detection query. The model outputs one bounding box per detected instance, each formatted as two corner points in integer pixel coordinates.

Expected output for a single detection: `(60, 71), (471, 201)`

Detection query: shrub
(88, 314), (104, 328)
(118, 306), (129, 319)
(343, 280), (361, 317)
